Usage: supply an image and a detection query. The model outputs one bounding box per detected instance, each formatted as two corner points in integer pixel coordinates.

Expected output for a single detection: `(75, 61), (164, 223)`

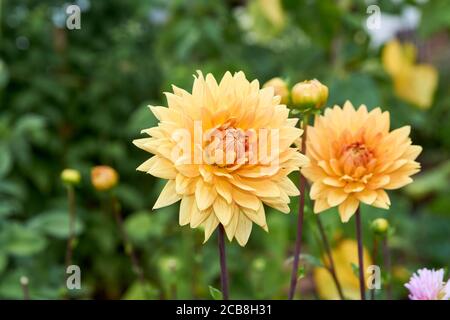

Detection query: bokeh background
(0, 0), (449, 299)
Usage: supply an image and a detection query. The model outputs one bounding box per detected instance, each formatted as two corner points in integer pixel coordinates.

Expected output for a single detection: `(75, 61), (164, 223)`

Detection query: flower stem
(288, 113), (309, 300)
(315, 214), (345, 300)
(218, 224), (229, 300)
(65, 185), (76, 268)
(370, 236), (379, 300)
(20, 277), (30, 300)
(111, 196), (147, 293)
(355, 207), (366, 300)
(382, 236), (392, 300)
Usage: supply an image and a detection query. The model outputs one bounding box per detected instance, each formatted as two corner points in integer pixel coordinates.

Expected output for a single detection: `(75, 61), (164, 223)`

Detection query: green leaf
(328, 73), (381, 108)
(300, 254), (324, 268)
(124, 211), (153, 243)
(0, 59), (9, 89)
(28, 210), (84, 239)
(4, 224), (47, 257)
(122, 281), (159, 300)
(405, 161), (450, 199)
(14, 114), (46, 135)
(127, 104), (158, 136)
(0, 252), (8, 274)
(0, 199), (21, 218)
(297, 266), (305, 279)
(208, 285), (223, 300)
(0, 144), (12, 178)
(419, 0), (450, 37)
(351, 263), (359, 277)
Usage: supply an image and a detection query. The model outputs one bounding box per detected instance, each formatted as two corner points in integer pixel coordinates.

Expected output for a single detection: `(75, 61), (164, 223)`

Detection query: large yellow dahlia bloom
(133, 71), (308, 246)
(302, 101), (421, 222)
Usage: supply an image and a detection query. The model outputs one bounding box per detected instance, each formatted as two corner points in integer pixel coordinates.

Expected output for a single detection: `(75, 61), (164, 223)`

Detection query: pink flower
(405, 268), (450, 300)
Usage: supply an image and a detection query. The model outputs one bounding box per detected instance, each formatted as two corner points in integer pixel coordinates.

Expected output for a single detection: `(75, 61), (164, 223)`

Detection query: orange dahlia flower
(302, 101), (421, 222)
(133, 71), (308, 246)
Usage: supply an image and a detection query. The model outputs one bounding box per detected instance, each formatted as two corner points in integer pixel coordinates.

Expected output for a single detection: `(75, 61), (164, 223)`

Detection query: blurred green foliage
(0, 0), (449, 299)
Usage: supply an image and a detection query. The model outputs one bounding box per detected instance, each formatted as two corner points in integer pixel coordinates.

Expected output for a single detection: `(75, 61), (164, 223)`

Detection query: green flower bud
(61, 169), (81, 186)
(371, 218), (389, 235)
(291, 79), (328, 110)
(252, 258), (267, 272)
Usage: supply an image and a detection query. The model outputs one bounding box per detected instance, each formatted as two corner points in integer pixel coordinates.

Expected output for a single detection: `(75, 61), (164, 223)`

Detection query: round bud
(61, 169), (81, 186)
(291, 79), (328, 110)
(91, 165), (119, 191)
(263, 77), (289, 104)
(371, 218), (389, 235)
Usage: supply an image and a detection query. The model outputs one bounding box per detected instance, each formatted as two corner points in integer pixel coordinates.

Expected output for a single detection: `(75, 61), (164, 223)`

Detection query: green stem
(355, 207), (366, 300)
(315, 214), (345, 300)
(288, 113), (309, 300)
(382, 236), (392, 300)
(218, 224), (229, 300)
(20, 277), (30, 300)
(111, 196), (147, 294)
(65, 185), (76, 268)
(371, 236), (379, 300)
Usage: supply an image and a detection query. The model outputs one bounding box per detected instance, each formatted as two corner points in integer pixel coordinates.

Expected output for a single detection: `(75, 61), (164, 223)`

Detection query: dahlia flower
(405, 268), (450, 300)
(302, 101), (421, 222)
(134, 71), (308, 246)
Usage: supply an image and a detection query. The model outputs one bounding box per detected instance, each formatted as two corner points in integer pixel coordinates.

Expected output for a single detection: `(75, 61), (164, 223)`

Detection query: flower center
(340, 142), (373, 168)
(204, 122), (253, 167)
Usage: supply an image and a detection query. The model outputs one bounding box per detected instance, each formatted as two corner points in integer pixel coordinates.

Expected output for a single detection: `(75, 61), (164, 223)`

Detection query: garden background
(0, 0), (449, 299)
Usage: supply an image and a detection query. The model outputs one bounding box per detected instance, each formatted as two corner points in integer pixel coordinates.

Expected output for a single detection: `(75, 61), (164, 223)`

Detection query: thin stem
(20, 277), (30, 300)
(315, 214), (345, 300)
(355, 208), (366, 300)
(382, 236), (392, 300)
(370, 236), (379, 300)
(112, 196), (147, 291)
(218, 224), (229, 300)
(288, 113), (309, 300)
(65, 185), (76, 268)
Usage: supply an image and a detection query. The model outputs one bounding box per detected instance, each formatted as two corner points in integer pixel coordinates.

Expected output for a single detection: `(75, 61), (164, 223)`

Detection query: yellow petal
(215, 179), (232, 204)
(232, 188), (260, 211)
(224, 205), (239, 241)
(190, 205), (210, 228)
(323, 177), (345, 187)
(278, 176), (299, 196)
(195, 181), (217, 211)
(241, 204), (266, 227)
(355, 189), (377, 205)
(338, 197), (359, 223)
(262, 199), (290, 213)
(314, 198), (331, 213)
(372, 189), (391, 209)
(202, 213), (219, 243)
(235, 212), (253, 246)
(393, 64), (438, 109)
(153, 180), (181, 210)
(213, 197), (233, 225)
(179, 195), (194, 226)
(327, 189), (348, 207)
(137, 156), (177, 179)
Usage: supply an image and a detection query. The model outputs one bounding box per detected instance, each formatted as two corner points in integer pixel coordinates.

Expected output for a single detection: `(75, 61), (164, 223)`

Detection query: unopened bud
(61, 169), (81, 186)
(291, 79), (328, 109)
(263, 77), (289, 104)
(371, 218), (389, 235)
(91, 165), (119, 191)
(20, 276), (29, 286)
